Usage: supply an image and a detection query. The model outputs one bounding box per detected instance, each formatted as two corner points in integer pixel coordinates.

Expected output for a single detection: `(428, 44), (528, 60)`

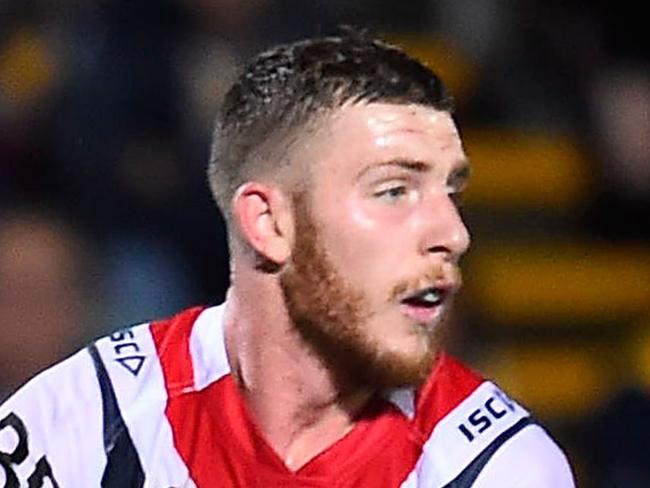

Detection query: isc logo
(457, 390), (516, 442)
(110, 328), (146, 377)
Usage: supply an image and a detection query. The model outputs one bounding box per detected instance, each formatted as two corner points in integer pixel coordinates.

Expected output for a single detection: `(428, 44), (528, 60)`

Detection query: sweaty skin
(298, 103), (469, 364)
(225, 102), (471, 471)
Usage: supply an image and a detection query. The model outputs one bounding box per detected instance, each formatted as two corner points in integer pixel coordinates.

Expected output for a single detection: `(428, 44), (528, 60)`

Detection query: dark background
(1, 1), (648, 485)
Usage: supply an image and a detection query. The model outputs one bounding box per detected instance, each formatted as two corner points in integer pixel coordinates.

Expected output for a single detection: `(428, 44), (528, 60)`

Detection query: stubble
(279, 192), (440, 392)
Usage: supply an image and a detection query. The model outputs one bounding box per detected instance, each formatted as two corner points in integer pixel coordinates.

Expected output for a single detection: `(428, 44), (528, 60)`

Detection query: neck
(224, 271), (374, 471)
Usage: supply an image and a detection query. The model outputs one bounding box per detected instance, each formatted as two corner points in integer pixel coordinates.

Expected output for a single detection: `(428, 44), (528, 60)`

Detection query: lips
(398, 283), (455, 323)
(401, 287), (445, 307)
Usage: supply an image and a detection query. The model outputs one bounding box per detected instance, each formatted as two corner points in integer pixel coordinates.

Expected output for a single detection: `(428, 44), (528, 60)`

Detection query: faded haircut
(207, 29), (454, 226)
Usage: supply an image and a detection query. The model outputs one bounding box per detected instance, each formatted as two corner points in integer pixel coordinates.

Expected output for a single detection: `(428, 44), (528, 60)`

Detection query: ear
(231, 182), (294, 266)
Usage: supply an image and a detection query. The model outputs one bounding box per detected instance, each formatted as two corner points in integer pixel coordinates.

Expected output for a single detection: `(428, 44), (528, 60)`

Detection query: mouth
(399, 286), (450, 324)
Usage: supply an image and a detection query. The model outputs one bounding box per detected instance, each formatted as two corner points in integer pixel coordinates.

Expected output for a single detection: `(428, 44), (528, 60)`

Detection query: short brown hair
(207, 29), (454, 223)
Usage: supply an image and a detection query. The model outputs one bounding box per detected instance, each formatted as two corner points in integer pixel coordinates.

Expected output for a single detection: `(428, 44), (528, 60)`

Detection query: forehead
(332, 102), (459, 138)
(294, 102), (464, 179)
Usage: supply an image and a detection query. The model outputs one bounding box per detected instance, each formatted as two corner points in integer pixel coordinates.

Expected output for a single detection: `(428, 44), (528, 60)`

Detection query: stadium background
(1, 1), (647, 485)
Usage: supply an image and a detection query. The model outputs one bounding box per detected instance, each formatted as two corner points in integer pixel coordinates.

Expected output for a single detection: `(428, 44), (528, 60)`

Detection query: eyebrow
(355, 158), (431, 181)
(355, 157), (472, 187)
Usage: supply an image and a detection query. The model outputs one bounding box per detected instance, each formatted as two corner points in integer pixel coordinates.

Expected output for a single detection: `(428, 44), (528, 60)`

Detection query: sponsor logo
(457, 389), (516, 442)
(111, 329), (146, 377)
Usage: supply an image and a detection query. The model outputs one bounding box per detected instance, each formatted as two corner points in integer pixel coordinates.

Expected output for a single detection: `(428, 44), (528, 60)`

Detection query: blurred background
(0, 0), (647, 485)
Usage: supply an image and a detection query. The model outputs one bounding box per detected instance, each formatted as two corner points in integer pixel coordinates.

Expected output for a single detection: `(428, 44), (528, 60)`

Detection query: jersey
(0, 304), (575, 487)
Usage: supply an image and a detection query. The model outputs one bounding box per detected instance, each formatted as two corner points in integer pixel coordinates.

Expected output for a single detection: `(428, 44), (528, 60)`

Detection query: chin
(367, 334), (437, 389)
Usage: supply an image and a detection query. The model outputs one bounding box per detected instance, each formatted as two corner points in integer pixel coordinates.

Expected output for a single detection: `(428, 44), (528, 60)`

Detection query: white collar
(384, 387), (416, 419)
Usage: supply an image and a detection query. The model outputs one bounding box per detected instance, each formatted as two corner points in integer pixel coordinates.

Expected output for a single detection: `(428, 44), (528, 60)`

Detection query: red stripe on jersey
(414, 352), (484, 440)
(150, 306), (485, 487)
(165, 375), (423, 487)
(150, 306), (205, 397)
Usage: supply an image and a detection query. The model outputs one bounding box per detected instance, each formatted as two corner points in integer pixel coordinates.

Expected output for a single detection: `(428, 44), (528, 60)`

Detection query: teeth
(401, 287), (445, 306)
(420, 289), (441, 303)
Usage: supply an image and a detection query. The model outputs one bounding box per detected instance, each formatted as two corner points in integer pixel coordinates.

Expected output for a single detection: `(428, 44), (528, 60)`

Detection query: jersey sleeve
(472, 424), (575, 487)
(0, 348), (106, 487)
(403, 380), (577, 488)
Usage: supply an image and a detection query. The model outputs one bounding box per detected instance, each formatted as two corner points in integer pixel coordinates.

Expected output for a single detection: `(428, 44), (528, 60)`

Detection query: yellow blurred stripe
(0, 28), (57, 104)
(384, 33), (476, 101)
(463, 130), (591, 208)
(481, 344), (610, 419)
(469, 243), (650, 323)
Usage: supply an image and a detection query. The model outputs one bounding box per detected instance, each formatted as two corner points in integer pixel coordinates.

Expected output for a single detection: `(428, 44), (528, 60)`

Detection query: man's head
(208, 31), (470, 390)
(208, 30), (454, 224)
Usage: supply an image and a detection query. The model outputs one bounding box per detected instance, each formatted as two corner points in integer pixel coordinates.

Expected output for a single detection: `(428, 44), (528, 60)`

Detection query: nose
(419, 192), (470, 262)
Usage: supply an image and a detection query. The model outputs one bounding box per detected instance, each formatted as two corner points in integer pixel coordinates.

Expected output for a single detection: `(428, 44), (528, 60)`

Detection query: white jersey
(0, 304), (575, 487)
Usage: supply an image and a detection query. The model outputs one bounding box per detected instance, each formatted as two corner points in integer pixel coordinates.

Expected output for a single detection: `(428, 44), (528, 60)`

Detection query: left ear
(231, 182), (294, 267)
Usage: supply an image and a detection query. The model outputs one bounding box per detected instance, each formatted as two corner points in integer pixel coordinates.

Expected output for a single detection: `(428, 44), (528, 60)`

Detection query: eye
(374, 185), (408, 202)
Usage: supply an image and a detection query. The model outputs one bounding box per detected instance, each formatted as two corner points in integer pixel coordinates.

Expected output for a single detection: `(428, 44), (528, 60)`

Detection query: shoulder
(404, 352), (575, 487)
(472, 423), (575, 487)
(0, 305), (218, 486)
(0, 347), (106, 486)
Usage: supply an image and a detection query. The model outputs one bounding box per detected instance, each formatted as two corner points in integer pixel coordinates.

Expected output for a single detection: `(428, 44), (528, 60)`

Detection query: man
(0, 32), (575, 487)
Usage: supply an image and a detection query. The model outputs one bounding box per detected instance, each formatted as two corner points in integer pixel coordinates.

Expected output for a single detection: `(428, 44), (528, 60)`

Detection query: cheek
(323, 199), (411, 280)
(346, 199), (409, 231)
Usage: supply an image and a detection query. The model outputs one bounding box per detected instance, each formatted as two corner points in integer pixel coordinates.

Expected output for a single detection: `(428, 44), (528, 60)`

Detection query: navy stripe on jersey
(88, 344), (145, 488)
(443, 416), (536, 488)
